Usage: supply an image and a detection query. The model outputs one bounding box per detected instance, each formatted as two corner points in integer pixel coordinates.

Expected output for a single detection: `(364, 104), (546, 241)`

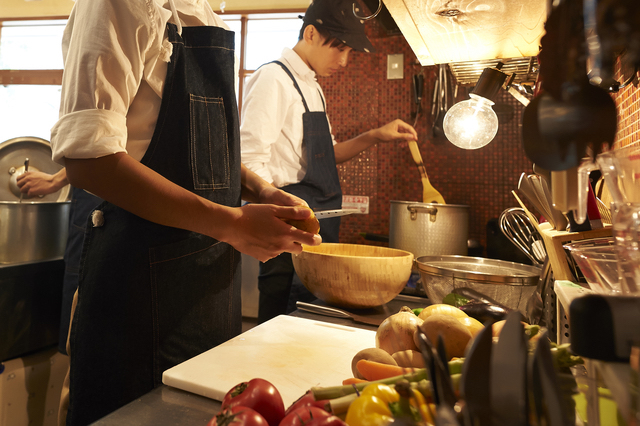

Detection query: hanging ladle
(18, 158), (29, 203)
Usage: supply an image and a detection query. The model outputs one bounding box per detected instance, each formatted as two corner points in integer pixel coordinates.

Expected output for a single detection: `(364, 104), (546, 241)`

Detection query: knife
(460, 320), (493, 426)
(295, 301), (383, 326)
(531, 331), (571, 426)
(314, 208), (360, 219)
(490, 311), (528, 426)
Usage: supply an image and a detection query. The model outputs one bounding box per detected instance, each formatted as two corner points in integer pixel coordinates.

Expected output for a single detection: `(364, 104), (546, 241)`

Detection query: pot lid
(0, 136), (70, 203)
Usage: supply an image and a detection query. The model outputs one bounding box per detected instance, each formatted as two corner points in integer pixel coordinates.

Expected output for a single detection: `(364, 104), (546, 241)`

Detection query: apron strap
(167, 0), (183, 35)
(271, 60), (325, 113)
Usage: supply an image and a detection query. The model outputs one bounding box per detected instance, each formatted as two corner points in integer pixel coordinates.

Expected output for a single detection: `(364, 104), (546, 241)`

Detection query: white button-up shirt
(240, 48), (336, 188)
(50, 0), (228, 165)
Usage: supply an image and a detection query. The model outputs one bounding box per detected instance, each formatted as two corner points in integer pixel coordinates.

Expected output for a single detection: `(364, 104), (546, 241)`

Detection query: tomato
(303, 414), (347, 426)
(207, 406), (269, 426)
(284, 391), (330, 417)
(279, 406), (331, 426)
(221, 379), (286, 426)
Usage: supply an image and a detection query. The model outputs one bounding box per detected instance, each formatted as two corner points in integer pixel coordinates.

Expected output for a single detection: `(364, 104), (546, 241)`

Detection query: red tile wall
(613, 65), (640, 149)
(320, 20), (533, 253)
(319, 15), (640, 254)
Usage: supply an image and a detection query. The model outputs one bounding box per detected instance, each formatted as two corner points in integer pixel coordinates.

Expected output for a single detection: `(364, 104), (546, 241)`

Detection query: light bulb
(443, 94), (499, 150)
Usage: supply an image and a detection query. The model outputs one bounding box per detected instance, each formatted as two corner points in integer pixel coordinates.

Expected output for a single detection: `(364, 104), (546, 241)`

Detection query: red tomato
(284, 391), (330, 417)
(278, 406), (331, 426)
(221, 379), (286, 426)
(304, 414), (347, 426)
(207, 406), (269, 426)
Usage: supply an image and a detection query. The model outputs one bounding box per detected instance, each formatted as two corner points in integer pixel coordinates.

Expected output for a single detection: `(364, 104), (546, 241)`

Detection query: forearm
(333, 130), (379, 164)
(334, 119), (419, 164)
(240, 163), (274, 203)
(64, 153), (238, 242)
(51, 168), (70, 191)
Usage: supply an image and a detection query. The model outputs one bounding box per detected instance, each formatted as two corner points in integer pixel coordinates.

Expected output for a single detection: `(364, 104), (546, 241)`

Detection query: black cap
(302, 0), (376, 53)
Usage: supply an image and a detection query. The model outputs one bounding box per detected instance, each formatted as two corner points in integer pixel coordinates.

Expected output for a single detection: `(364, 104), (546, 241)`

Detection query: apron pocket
(189, 94), (230, 190)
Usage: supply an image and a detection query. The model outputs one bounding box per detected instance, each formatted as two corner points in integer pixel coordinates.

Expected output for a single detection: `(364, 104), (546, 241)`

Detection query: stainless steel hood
(381, 0), (548, 68)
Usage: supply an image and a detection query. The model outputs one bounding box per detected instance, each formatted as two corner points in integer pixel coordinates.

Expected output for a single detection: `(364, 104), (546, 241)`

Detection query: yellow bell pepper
(344, 383), (432, 426)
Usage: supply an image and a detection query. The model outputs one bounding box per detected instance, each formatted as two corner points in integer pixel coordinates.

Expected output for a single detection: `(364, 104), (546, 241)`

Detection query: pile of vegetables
(209, 302), (583, 426)
(310, 304), (582, 426)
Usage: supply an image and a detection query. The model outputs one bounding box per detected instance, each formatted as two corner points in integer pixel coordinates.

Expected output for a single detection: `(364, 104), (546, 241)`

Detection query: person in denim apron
(66, 21), (242, 426)
(51, 1), (322, 424)
(16, 170), (102, 356)
(241, 0), (418, 323)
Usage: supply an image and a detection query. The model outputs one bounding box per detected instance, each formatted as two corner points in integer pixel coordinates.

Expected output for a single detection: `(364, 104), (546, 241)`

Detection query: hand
(257, 185), (308, 207)
(223, 204), (322, 262)
(372, 119), (418, 144)
(16, 170), (68, 197)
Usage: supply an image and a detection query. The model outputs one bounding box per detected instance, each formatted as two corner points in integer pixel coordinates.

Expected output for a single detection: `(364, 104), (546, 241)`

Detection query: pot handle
(407, 204), (438, 222)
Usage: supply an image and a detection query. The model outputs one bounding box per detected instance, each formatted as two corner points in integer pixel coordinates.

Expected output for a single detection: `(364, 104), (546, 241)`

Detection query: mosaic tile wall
(319, 20), (534, 254)
(613, 64), (640, 149)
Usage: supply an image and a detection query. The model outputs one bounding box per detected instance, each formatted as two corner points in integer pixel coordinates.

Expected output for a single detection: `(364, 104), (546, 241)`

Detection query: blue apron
(257, 61), (342, 323)
(58, 186), (102, 355)
(66, 23), (242, 425)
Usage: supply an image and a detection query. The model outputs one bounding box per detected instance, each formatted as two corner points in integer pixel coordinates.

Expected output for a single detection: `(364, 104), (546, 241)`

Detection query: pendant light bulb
(442, 94), (499, 150)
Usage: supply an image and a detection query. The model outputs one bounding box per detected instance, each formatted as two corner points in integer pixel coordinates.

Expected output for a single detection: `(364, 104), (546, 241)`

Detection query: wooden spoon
(407, 140), (445, 204)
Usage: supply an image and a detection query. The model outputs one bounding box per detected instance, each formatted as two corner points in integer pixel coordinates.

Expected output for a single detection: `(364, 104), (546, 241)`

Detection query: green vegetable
(550, 343), (584, 369)
(412, 308), (423, 316)
(442, 293), (469, 308)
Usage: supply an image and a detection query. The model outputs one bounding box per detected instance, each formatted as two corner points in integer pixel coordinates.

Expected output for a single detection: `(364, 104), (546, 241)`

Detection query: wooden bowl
(292, 243), (414, 309)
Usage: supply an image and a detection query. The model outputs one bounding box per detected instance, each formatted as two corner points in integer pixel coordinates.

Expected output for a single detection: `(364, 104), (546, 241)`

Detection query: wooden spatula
(407, 140), (445, 204)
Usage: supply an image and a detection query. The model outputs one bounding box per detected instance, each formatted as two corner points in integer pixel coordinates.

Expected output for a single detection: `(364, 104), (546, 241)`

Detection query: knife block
(538, 223), (612, 281)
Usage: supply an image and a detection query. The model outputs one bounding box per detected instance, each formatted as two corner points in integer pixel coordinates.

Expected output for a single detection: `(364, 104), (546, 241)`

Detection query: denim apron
(58, 187), (102, 355)
(257, 61), (342, 323)
(66, 23), (242, 425)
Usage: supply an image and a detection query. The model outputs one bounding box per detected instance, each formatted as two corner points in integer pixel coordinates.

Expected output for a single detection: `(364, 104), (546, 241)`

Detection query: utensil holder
(539, 224), (612, 281)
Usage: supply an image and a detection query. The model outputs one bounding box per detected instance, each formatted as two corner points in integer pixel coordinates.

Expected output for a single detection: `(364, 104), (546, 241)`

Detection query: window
(0, 19), (66, 144)
(0, 13), (302, 143)
(220, 13), (302, 114)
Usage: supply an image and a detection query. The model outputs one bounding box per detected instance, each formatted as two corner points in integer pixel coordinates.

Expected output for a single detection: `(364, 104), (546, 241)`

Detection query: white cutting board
(162, 315), (377, 407)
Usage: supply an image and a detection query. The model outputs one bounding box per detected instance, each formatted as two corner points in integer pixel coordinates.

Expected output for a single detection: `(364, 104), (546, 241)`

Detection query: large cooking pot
(0, 137), (70, 264)
(389, 200), (469, 258)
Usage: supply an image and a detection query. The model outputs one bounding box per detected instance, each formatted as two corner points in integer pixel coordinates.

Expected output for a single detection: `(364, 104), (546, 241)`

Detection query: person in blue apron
(17, 170), (102, 356)
(240, 0), (418, 324)
(49, 1), (321, 424)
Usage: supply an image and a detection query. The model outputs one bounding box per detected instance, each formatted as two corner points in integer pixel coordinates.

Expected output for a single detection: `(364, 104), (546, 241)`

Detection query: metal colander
(415, 255), (542, 314)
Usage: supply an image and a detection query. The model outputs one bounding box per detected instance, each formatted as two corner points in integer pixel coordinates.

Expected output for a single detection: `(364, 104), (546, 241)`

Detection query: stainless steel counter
(92, 294), (429, 425)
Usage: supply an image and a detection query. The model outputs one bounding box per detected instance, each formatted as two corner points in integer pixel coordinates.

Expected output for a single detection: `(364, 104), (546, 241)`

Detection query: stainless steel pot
(0, 137), (71, 264)
(0, 201), (70, 264)
(389, 200), (469, 258)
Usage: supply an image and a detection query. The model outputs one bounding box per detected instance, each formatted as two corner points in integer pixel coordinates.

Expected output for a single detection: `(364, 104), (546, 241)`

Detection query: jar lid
(0, 136), (70, 203)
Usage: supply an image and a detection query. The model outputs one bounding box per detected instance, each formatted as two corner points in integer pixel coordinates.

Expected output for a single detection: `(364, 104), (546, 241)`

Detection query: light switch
(387, 54), (404, 80)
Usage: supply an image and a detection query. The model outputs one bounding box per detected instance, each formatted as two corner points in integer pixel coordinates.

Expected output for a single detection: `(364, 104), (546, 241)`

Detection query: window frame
(222, 10), (305, 115)
(0, 16), (67, 86)
(0, 11), (305, 123)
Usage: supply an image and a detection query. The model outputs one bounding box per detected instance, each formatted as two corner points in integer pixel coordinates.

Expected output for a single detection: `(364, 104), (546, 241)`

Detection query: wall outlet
(387, 54), (404, 80)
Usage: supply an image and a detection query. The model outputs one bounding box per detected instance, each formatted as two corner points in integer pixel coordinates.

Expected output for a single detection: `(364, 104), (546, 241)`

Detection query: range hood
(447, 56), (539, 86)
(381, 0), (548, 68)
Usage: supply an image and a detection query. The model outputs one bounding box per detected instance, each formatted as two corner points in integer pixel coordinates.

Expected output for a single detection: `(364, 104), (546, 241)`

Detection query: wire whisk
(499, 207), (547, 264)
